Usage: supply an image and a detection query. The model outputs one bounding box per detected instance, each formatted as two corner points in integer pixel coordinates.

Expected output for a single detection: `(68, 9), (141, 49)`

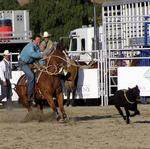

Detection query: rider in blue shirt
(19, 34), (47, 104)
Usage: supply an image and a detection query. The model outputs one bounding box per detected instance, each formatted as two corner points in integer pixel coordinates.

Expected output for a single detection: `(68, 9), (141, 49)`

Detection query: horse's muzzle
(58, 67), (68, 76)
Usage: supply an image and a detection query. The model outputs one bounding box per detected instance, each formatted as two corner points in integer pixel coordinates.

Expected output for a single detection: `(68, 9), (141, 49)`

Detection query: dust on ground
(0, 104), (150, 149)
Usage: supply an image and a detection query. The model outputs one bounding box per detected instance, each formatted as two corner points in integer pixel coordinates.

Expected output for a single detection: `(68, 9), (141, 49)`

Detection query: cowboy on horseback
(19, 34), (47, 105)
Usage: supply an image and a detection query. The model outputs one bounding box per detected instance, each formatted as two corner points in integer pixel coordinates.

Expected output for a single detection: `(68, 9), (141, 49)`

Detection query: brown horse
(63, 60), (98, 106)
(63, 59), (78, 106)
(14, 43), (69, 121)
(62, 58), (95, 106)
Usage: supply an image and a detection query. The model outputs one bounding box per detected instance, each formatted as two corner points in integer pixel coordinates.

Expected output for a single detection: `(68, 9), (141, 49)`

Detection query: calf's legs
(115, 105), (126, 120)
(124, 107), (130, 124)
(115, 105), (131, 124)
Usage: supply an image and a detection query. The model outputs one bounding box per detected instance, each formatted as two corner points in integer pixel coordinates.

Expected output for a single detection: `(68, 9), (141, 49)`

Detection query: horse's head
(45, 42), (69, 76)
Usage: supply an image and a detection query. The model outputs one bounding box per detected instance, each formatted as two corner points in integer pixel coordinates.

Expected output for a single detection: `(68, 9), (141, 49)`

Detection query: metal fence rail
(103, 15), (150, 100)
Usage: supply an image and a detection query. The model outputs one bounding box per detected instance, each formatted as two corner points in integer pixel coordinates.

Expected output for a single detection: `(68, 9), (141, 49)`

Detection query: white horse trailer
(69, 26), (103, 62)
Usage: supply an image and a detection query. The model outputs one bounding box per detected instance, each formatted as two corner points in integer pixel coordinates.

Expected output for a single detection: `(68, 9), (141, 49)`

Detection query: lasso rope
(34, 52), (96, 76)
(48, 54), (96, 69)
(123, 90), (135, 104)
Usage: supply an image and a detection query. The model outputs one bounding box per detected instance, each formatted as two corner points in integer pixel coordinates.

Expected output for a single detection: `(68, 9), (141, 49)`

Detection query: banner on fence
(118, 67), (150, 96)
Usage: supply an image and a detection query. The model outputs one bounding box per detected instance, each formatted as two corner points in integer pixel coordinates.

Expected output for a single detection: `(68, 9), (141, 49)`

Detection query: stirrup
(28, 100), (36, 106)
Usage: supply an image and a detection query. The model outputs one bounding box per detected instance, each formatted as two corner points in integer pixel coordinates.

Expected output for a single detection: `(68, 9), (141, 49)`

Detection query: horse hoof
(56, 115), (61, 121)
(58, 117), (69, 123)
(58, 118), (65, 123)
(63, 113), (68, 119)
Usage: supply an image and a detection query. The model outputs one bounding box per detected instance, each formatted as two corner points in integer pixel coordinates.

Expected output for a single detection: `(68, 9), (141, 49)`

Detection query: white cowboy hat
(3, 50), (10, 55)
(43, 31), (51, 37)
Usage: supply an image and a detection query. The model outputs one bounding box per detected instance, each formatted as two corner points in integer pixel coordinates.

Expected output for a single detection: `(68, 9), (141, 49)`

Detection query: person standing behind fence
(0, 50), (12, 109)
(40, 31), (53, 55)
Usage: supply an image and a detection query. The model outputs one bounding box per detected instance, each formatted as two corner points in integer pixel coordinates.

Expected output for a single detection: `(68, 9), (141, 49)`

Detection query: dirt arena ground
(0, 104), (150, 149)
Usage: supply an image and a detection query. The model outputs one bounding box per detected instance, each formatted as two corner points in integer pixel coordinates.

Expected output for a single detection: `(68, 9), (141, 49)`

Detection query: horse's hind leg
(57, 92), (67, 120)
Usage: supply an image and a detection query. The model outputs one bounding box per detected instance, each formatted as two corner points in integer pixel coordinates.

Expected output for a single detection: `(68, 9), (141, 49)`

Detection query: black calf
(109, 85), (140, 124)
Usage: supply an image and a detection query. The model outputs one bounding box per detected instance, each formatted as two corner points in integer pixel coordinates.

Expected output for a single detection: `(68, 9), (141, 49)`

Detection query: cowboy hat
(3, 50), (10, 56)
(43, 31), (51, 37)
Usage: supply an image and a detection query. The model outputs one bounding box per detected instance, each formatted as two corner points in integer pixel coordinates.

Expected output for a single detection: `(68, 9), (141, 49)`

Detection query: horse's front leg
(66, 90), (71, 106)
(57, 92), (67, 120)
(71, 88), (76, 106)
(44, 94), (60, 120)
(22, 97), (32, 112)
(35, 100), (44, 112)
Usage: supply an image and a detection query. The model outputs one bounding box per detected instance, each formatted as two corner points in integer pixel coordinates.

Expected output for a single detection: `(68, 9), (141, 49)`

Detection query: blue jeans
(19, 61), (34, 98)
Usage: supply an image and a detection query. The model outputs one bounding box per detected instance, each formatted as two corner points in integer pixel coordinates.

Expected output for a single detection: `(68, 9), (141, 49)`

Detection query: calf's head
(128, 85), (140, 98)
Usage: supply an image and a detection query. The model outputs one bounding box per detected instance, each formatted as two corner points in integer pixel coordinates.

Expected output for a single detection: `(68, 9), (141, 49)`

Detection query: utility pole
(93, 1), (97, 51)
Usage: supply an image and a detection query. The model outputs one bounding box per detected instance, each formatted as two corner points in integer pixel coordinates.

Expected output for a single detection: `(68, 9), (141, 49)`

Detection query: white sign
(11, 69), (100, 101)
(75, 69), (99, 99)
(63, 69), (100, 99)
(118, 67), (150, 96)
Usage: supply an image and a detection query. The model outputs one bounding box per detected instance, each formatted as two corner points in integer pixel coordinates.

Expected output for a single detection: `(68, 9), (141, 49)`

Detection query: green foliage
(0, 0), (102, 43)
(0, 0), (20, 10)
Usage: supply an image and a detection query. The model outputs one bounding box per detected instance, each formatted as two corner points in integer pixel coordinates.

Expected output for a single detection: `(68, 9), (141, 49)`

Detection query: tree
(0, 0), (102, 43)
(0, 0), (20, 10)
(25, 0), (97, 42)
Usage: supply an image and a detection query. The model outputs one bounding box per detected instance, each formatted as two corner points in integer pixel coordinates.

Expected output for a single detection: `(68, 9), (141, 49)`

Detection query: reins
(46, 54), (96, 69)
(123, 90), (135, 104)
(34, 53), (95, 76)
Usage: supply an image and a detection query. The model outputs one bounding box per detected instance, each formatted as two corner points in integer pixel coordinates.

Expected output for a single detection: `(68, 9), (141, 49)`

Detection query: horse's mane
(47, 42), (66, 57)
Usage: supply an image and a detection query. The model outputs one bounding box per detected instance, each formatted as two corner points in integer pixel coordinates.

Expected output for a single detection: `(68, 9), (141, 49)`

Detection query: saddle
(16, 72), (44, 100)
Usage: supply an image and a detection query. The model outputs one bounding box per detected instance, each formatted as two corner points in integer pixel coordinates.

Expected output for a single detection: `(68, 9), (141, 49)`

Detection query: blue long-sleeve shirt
(20, 42), (42, 64)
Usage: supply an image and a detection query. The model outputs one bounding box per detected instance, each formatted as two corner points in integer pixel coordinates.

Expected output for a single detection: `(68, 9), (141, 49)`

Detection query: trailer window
(17, 15), (23, 21)
(71, 38), (77, 51)
(81, 39), (85, 51)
